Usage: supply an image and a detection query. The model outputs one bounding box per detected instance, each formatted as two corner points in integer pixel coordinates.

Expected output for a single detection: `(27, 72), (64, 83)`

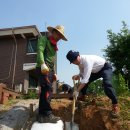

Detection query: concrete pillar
(23, 71), (29, 94)
(52, 81), (57, 94)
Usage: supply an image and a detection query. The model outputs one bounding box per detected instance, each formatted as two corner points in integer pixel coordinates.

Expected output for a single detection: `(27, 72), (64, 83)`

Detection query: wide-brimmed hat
(66, 50), (79, 63)
(47, 25), (67, 41)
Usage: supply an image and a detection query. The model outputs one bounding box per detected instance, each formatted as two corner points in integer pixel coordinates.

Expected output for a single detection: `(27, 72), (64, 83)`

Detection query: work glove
(73, 90), (79, 100)
(41, 63), (49, 74)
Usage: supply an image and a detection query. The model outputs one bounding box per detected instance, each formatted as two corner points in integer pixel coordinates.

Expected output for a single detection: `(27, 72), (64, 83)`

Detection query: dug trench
(51, 99), (121, 130)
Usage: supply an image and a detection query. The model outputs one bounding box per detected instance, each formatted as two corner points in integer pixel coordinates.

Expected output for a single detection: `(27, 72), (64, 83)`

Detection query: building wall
(25, 54), (37, 63)
(0, 37), (15, 87)
(0, 33), (57, 93)
(13, 38), (27, 86)
(0, 36), (37, 89)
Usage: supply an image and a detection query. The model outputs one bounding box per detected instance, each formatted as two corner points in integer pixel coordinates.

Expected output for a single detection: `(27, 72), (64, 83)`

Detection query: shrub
(112, 73), (130, 96)
(22, 89), (38, 99)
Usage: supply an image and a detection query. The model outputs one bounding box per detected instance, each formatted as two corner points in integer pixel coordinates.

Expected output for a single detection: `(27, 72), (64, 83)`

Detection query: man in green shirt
(36, 25), (67, 123)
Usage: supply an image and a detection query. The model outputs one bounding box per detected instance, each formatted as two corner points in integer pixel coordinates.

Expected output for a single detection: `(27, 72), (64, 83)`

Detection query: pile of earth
(1, 96), (130, 130)
(51, 97), (121, 130)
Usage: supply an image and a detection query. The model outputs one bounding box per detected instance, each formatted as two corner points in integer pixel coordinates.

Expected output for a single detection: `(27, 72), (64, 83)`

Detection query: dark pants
(81, 63), (118, 104)
(36, 67), (54, 116)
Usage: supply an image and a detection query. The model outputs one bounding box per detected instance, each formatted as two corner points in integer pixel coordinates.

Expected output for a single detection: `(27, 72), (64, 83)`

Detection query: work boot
(38, 114), (60, 123)
(111, 104), (119, 118)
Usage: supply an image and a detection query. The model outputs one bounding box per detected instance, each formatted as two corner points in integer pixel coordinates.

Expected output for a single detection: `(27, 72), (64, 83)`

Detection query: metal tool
(65, 80), (79, 130)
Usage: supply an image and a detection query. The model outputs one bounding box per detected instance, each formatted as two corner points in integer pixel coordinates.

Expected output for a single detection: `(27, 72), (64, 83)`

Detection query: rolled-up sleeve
(80, 60), (93, 84)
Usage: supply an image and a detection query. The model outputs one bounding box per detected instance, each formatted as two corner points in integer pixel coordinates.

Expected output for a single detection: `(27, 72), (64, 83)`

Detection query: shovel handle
(73, 80), (80, 90)
(72, 79), (79, 123)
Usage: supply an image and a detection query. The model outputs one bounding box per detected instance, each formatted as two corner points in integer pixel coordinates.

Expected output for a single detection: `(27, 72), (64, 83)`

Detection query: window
(27, 38), (37, 53)
(29, 76), (38, 88)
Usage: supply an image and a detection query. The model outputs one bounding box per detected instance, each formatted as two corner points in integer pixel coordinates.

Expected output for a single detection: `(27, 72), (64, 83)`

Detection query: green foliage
(103, 21), (130, 73)
(88, 79), (104, 95)
(119, 97), (130, 130)
(87, 73), (130, 96)
(112, 74), (130, 96)
(22, 89), (38, 99)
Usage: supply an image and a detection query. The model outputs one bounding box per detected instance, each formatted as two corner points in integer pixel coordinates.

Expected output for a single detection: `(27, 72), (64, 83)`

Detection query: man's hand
(41, 63), (49, 74)
(73, 90), (79, 100)
(72, 75), (80, 80)
(53, 74), (57, 81)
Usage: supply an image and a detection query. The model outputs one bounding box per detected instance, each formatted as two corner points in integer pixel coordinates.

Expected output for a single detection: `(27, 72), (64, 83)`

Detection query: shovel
(65, 80), (79, 130)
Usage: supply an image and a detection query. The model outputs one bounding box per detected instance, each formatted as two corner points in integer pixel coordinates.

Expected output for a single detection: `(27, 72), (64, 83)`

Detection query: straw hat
(47, 25), (67, 41)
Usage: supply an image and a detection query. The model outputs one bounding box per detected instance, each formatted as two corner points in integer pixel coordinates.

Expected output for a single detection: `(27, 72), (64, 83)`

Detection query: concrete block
(31, 120), (64, 130)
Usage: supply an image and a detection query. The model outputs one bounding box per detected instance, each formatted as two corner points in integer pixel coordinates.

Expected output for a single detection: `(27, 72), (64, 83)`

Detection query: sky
(0, 0), (130, 86)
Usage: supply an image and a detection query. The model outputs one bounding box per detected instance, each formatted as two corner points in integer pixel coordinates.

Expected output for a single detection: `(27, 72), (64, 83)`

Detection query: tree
(103, 21), (130, 89)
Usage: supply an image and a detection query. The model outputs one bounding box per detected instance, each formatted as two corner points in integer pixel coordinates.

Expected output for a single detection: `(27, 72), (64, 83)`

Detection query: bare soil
(0, 96), (130, 130)
(51, 98), (121, 130)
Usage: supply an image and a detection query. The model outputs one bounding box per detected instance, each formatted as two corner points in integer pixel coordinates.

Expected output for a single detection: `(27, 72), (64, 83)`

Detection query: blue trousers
(36, 67), (54, 116)
(81, 63), (118, 104)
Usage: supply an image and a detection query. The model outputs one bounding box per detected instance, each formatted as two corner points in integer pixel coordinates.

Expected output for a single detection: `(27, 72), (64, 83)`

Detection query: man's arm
(37, 36), (49, 74)
(74, 60), (93, 97)
(80, 60), (93, 84)
(37, 36), (47, 64)
(77, 83), (85, 92)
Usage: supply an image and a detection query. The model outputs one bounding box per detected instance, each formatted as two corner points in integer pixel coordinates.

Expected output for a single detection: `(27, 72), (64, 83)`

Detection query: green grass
(118, 96), (130, 130)
(21, 90), (38, 99)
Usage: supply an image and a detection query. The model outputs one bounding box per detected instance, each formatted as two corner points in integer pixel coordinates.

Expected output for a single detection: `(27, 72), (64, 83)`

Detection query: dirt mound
(51, 98), (121, 130)
(1, 97), (129, 130)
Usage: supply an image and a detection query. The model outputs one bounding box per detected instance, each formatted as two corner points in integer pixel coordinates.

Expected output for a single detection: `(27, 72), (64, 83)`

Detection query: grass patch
(21, 89), (38, 99)
(0, 99), (19, 115)
(118, 96), (130, 130)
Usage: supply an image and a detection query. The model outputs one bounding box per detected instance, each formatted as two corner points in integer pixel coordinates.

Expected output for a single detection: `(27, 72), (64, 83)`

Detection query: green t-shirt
(36, 36), (56, 72)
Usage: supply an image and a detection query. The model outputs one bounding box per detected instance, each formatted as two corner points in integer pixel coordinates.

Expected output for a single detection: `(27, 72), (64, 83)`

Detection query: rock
(0, 106), (29, 130)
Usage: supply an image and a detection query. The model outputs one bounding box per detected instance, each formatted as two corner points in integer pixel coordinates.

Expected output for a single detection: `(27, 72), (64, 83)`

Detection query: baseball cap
(66, 50), (79, 63)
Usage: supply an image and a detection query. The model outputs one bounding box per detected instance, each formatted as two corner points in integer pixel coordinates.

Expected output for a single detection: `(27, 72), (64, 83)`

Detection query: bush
(87, 73), (130, 97)
(22, 89), (38, 99)
(88, 79), (104, 96)
(112, 73), (130, 96)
